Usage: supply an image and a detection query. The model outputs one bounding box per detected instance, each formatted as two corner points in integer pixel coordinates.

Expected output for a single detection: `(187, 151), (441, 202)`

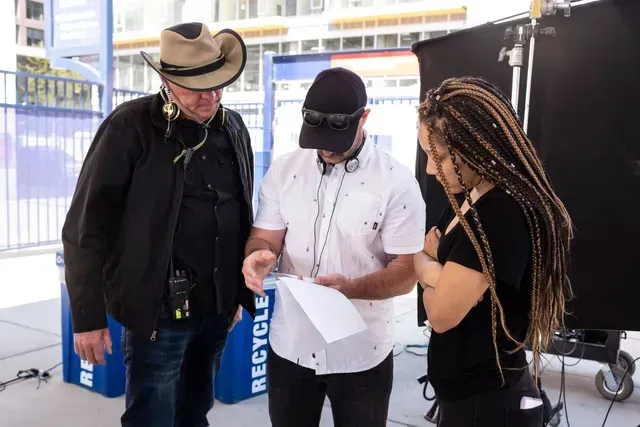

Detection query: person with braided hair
(414, 76), (573, 427)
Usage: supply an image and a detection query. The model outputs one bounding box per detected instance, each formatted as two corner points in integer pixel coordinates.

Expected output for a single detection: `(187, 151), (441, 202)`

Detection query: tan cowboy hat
(141, 23), (247, 92)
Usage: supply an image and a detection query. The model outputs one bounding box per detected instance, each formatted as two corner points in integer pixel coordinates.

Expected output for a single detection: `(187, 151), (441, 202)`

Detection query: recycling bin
(57, 251), (126, 398)
(58, 250), (277, 403)
(214, 277), (277, 404)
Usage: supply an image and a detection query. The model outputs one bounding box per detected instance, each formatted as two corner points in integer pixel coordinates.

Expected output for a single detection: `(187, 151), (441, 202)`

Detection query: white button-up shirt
(254, 136), (426, 374)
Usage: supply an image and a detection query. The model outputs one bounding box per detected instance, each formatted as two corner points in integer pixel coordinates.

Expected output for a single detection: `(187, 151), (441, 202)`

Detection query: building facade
(14, 0), (46, 58)
(112, 0), (467, 100)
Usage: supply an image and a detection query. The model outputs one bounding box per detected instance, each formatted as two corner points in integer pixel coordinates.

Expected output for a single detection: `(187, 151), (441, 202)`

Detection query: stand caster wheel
(595, 365), (634, 402)
(617, 350), (636, 377)
(547, 411), (562, 426)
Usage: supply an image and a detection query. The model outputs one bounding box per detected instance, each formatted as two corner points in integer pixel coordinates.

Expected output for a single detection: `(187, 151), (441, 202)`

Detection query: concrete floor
(0, 252), (639, 427)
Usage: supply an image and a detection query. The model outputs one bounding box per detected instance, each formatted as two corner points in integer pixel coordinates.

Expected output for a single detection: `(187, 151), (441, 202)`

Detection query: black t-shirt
(427, 188), (532, 402)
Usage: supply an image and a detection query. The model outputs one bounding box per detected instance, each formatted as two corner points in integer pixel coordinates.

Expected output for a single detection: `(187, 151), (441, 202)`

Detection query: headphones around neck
(316, 138), (365, 175)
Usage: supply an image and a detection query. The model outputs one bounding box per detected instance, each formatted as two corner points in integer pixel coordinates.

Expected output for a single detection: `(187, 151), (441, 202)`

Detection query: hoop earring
(161, 86), (180, 121)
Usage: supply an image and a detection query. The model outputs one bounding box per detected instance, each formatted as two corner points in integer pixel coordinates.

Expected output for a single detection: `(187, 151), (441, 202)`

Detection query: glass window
(364, 36), (374, 49)
(263, 43), (280, 54)
(116, 55), (131, 89)
(213, 0), (220, 21)
(301, 39), (319, 53)
(26, 0), (44, 20)
(399, 78), (419, 87)
(147, 53), (161, 93)
(132, 55), (146, 92)
(285, 0), (297, 16)
(310, 0), (324, 14)
(342, 37), (362, 51)
(26, 28), (44, 47)
(281, 41), (299, 55)
(244, 44), (261, 91)
(399, 32), (420, 47)
(428, 31), (448, 39)
(322, 38), (340, 52)
(377, 34), (398, 48)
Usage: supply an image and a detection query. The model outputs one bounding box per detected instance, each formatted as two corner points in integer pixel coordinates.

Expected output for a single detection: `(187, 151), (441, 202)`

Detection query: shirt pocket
(336, 191), (382, 239)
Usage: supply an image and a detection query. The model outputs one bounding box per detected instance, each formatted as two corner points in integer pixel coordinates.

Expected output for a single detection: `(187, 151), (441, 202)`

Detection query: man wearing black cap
(242, 67), (426, 426)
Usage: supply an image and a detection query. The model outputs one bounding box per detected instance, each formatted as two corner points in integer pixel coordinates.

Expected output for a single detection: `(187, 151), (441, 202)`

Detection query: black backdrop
(411, 0), (640, 332)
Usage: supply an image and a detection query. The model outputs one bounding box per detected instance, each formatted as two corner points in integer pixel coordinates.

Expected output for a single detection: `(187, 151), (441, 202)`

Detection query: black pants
(437, 372), (543, 427)
(267, 346), (393, 427)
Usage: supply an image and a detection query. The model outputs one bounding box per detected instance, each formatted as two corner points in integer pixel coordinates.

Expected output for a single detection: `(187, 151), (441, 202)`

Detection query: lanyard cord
(172, 112), (217, 164)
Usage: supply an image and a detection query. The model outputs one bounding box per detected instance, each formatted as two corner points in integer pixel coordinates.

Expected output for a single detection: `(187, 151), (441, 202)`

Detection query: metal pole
(100, 0), (114, 115)
(507, 25), (526, 115)
(256, 51), (275, 208)
(523, 18), (537, 134)
(511, 64), (521, 113)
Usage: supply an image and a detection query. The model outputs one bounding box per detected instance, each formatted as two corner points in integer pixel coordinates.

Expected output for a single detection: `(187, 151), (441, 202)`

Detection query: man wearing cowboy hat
(62, 23), (256, 426)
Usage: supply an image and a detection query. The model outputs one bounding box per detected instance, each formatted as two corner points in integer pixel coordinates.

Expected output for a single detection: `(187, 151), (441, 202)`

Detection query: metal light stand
(499, 0), (571, 134)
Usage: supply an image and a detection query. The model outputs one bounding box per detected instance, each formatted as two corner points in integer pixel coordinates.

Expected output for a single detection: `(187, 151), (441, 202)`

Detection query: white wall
(466, 0), (532, 27)
(219, 0), (238, 22)
(259, 0), (286, 17)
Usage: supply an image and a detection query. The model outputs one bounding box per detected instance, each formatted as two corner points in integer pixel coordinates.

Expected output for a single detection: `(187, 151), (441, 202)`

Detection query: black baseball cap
(299, 67), (368, 153)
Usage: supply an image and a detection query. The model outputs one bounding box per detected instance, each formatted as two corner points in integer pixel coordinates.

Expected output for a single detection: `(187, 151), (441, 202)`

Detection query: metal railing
(0, 70), (417, 251)
(0, 71), (104, 250)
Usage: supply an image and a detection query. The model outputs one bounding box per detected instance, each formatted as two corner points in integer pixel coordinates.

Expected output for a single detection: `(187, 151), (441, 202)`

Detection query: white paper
(271, 282), (328, 359)
(275, 276), (368, 346)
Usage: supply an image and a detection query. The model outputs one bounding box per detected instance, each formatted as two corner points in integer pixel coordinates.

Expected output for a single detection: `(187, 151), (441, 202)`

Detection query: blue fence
(0, 69), (416, 251)
(0, 70), (268, 251)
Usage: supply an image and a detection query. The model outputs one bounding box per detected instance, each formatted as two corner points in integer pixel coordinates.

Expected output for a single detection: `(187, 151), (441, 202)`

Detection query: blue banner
(47, 0), (102, 58)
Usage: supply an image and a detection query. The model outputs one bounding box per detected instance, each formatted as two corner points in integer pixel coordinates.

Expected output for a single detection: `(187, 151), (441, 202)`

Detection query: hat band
(160, 55), (226, 77)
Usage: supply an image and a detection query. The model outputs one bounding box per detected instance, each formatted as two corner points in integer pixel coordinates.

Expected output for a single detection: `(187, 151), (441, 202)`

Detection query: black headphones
(316, 139), (365, 175)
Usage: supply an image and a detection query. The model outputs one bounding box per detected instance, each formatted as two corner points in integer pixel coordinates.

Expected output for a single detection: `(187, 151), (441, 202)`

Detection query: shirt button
(214, 268), (218, 273)
(216, 237), (219, 242)
(207, 184), (213, 190)
(202, 154), (207, 160)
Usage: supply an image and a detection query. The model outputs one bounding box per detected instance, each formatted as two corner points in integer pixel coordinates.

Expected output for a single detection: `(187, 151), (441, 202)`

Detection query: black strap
(167, 148), (191, 281)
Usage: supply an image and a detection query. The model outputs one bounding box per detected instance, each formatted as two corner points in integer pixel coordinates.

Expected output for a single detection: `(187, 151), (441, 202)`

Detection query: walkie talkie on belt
(167, 255), (192, 320)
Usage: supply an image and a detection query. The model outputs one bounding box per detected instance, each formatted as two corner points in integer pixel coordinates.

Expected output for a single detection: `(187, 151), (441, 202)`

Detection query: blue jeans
(120, 304), (230, 427)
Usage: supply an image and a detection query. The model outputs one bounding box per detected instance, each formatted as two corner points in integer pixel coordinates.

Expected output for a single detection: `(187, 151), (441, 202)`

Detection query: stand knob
(540, 27), (556, 37)
(542, 0), (571, 18)
(504, 26), (516, 40)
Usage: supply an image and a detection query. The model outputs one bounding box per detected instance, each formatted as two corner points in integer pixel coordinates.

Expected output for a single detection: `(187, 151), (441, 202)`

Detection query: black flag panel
(412, 0), (640, 332)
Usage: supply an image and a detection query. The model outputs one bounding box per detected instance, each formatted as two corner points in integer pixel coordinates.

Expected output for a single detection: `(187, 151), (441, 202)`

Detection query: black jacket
(62, 93), (256, 339)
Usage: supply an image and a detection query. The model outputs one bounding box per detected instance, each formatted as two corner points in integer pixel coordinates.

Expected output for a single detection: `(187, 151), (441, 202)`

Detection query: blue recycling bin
(214, 278), (277, 404)
(57, 250), (277, 402)
(57, 251), (126, 398)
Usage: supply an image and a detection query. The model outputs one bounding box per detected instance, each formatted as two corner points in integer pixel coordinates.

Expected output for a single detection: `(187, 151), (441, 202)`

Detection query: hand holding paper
(275, 276), (367, 346)
(313, 273), (355, 298)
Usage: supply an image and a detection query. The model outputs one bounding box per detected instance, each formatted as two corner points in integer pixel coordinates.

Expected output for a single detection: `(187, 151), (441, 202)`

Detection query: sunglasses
(301, 106), (365, 131)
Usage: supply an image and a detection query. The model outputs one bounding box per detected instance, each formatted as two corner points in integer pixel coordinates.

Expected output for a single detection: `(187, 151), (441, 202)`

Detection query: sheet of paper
(275, 276), (368, 345)
(272, 281), (328, 359)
